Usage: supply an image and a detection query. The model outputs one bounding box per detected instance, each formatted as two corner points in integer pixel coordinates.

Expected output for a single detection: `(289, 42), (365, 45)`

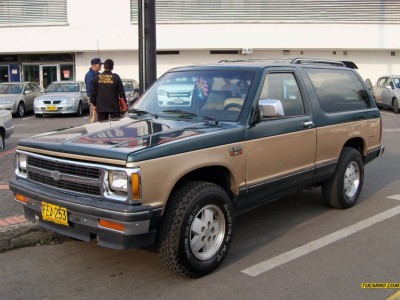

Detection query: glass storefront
(0, 53), (74, 87)
(23, 65), (40, 85)
(0, 65), (8, 82)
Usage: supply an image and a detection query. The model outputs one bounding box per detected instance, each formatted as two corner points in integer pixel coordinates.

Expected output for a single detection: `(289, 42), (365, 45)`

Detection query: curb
(0, 215), (54, 251)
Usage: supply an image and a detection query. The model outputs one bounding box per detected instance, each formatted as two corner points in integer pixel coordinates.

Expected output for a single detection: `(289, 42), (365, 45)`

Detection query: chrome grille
(27, 156), (101, 196)
(28, 156), (99, 178)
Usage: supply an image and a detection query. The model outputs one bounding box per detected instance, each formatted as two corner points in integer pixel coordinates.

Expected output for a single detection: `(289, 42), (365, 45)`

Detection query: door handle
(303, 121), (314, 128)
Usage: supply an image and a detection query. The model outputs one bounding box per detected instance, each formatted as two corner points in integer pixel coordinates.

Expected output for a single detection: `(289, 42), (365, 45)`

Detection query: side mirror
(24, 90), (32, 95)
(259, 99), (285, 118)
(82, 89), (87, 93)
(386, 85), (393, 90)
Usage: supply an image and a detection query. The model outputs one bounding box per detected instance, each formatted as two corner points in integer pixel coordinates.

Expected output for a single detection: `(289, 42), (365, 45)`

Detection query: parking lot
(0, 110), (399, 299)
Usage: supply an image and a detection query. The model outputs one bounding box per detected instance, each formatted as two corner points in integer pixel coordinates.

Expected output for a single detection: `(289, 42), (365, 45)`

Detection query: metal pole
(138, 0), (157, 94)
(138, 0), (146, 94)
(144, 0), (157, 90)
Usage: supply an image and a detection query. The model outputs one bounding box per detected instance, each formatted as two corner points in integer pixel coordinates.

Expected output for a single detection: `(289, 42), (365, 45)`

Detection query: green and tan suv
(10, 58), (384, 278)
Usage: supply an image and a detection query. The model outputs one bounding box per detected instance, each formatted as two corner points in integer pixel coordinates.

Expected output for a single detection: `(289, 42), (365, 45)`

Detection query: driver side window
(259, 73), (305, 117)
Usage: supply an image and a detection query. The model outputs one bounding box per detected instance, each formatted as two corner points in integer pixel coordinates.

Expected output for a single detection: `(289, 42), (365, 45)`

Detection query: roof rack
(291, 58), (358, 69)
(218, 58), (358, 69)
(218, 58), (292, 64)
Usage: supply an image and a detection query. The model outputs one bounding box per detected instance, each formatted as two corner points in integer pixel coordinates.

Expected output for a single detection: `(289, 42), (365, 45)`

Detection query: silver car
(0, 82), (42, 117)
(34, 81), (89, 117)
(122, 79), (140, 107)
(372, 75), (400, 113)
(0, 109), (14, 150)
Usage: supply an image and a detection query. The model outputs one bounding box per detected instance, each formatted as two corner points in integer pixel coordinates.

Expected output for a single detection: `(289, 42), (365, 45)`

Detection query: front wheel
(322, 147), (364, 209)
(76, 101), (82, 117)
(393, 98), (399, 113)
(158, 181), (234, 278)
(0, 131), (4, 150)
(15, 102), (25, 118)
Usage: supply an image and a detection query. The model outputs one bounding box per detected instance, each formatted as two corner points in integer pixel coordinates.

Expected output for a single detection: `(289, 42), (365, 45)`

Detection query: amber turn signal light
(98, 219), (125, 232)
(15, 193), (29, 204)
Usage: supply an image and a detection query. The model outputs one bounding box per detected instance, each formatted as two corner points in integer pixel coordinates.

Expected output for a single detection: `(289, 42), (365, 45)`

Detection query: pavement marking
(22, 116), (35, 121)
(387, 290), (400, 300)
(387, 195), (400, 201)
(241, 196), (400, 277)
(0, 184), (9, 190)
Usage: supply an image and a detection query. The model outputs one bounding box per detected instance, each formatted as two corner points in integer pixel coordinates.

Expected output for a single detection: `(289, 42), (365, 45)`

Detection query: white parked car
(0, 82), (42, 117)
(34, 81), (89, 117)
(372, 75), (400, 113)
(0, 109), (14, 150)
(157, 76), (196, 107)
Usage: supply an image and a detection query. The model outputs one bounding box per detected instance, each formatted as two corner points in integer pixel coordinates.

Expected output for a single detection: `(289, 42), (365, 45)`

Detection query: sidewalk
(0, 214), (54, 251)
(0, 148), (55, 251)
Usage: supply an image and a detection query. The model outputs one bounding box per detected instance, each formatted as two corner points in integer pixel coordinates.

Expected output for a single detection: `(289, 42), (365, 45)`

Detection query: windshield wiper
(162, 109), (219, 125)
(128, 109), (158, 119)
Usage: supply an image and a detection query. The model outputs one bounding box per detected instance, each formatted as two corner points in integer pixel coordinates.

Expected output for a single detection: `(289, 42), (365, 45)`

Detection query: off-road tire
(322, 147), (364, 209)
(158, 181), (234, 278)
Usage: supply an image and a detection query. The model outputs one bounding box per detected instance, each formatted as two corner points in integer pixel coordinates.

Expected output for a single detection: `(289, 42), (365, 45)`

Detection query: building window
(0, 0), (68, 27)
(130, 0), (400, 24)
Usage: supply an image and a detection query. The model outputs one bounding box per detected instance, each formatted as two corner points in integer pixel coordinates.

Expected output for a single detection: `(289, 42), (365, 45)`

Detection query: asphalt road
(0, 110), (399, 299)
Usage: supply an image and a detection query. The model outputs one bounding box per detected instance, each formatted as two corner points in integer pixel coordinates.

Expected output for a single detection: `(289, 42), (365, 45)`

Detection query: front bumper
(5, 124), (14, 139)
(34, 104), (79, 115)
(0, 103), (16, 114)
(9, 178), (163, 249)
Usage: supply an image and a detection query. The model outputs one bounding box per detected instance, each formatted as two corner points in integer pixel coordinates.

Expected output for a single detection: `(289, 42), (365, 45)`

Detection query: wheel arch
(169, 166), (237, 209)
(343, 137), (365, 160)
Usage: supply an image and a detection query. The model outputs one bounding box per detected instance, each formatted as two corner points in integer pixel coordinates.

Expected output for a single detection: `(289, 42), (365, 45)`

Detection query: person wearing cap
(85, 58), (102, 121)
(91, 59), (127, 122)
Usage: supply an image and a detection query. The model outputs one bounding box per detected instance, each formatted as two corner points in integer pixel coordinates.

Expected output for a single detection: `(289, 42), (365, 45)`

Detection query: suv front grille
(28, 156), (100, 178)
(27, 156), (101, 197)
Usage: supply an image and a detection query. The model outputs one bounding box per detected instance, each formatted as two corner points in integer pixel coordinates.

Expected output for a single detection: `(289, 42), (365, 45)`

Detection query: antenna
(97, 39), (101, 59)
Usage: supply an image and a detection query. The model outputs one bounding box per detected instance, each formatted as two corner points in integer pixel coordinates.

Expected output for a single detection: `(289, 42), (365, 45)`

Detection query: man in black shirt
(91, 59), (127, 122)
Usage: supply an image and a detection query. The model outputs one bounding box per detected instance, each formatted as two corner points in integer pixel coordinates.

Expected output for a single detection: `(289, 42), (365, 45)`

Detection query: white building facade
(0, 0), (399, 87)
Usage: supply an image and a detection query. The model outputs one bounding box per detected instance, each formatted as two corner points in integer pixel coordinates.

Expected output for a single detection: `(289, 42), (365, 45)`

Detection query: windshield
(394, 78), (400, 89)
(46, 83), (79, 93)
(0, 84), (23, 94)
(134, 69), (256, 122)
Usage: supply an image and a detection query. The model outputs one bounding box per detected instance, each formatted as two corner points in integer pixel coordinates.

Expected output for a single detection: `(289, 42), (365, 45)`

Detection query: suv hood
(17, 116), (236, 162)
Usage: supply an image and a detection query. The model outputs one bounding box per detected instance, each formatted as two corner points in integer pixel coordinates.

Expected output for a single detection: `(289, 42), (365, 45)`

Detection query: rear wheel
(158, 181), (234, 278)
(322, 147), (364, 209)
(393, 98), (399, 113)
(15, 102), (25, 118)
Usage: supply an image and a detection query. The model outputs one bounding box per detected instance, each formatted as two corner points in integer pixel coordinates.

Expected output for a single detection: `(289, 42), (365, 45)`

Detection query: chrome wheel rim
(190, 204), (225, 260)
(344, 161), (360, 198)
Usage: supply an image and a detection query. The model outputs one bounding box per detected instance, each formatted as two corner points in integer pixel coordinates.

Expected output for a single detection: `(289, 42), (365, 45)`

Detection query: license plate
(46, 105), (57, 111)
(42, 202), (69, 226)
(173, 98), (184, 103)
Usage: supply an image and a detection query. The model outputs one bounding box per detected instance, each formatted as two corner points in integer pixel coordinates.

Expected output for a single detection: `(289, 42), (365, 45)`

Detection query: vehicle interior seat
(202, 90), (232, 110)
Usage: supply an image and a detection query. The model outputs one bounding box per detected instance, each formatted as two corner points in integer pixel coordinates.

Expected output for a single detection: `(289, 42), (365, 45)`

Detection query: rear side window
(305, 68), (371, 113)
